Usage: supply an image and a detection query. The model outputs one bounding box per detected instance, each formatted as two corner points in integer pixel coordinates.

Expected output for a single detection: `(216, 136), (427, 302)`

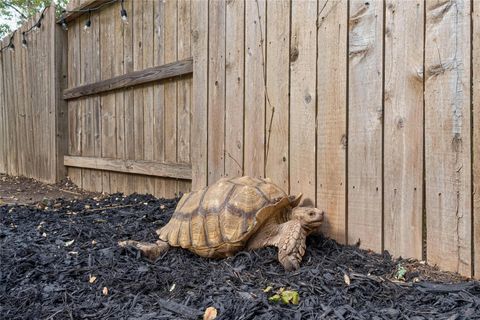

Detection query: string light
(0, 31), (16, 53)
(61, 10), (68, 31)
(84, 10), (92, 32)
(22, 32), (27, 48)
(2, 0), (129, 53)
(120, 0), (128, 24)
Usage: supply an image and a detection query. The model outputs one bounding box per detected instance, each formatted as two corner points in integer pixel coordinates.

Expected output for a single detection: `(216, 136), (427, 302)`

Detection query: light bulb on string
(33, 20), (42, 33)
(61, 11), (68, 31)
(120, 0), (128, 24)
(84, 10), (92, 32)
(22, 32), (27, 48)
(8, 42), (15, 52)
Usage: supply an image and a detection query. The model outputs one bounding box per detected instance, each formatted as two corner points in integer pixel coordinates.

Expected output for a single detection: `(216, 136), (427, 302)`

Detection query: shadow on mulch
(1, 193), (479, 320)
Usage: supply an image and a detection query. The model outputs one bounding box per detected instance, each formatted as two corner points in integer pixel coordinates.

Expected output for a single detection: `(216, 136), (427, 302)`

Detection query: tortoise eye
(309, 211), (315, 217)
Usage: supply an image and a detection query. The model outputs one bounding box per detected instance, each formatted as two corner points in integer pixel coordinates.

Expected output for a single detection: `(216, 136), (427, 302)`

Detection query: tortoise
(119, 176), (324, 271)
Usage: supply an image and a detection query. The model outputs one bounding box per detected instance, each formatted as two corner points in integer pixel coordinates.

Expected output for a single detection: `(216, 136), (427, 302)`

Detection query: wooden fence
(1, 0), (480, 278)
(63, 0), (193, 197)
(191, 0), (480, 278)
(0, 6), (67, 183)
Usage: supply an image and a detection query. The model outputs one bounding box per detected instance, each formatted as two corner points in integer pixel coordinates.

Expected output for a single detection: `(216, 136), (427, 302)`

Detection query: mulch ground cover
(1, 193), (480, 320)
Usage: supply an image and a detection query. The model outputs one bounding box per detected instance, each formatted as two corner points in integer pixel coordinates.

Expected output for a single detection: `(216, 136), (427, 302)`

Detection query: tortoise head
(289, 194), (325, 232)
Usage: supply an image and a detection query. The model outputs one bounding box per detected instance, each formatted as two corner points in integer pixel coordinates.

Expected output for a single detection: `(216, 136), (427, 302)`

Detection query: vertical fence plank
(110, 0), (126, 193)
(178, 0), (192, 193)
(316, 0), (348, 243)
(132, 0), (147, 193)
(207, 0), (226, 184)
(383, 0), (424, 259)
(474, 0), (480, 279)
(23, 19), (34, 179)
(80, 12), (94, 191)
(100, 5), (116, 193)
(425, 0), (472, 276)
(54, 7), (68, 183)
(165, 0), (179, 196)
(265, 0), (289, 192)
(123, 0), (135, 194)
(191, 0), (208, 190)
(290, 0), (317, 203)
(347, 1), (383, 251)
(67, 18), (82, 187)
(224, 0), (245, 180)
(153, 0), (166, 197)
(244, 0), (265, 179)
(143, 0), (155, 195)
(14, 25), (25, 178)
(0, 39), (5, 173)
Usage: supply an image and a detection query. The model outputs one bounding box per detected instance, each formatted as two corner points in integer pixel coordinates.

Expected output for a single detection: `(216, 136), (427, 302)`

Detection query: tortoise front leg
(118, 240), (170, 261)
(277, 220), (307, 271)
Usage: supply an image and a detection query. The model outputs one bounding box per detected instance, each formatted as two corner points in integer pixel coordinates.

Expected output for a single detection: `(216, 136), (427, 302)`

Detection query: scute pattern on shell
(157, 176), (287, 255)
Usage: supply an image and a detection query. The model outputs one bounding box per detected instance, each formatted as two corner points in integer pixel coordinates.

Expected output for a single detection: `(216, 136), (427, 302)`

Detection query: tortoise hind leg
(118, 240), (170, 261)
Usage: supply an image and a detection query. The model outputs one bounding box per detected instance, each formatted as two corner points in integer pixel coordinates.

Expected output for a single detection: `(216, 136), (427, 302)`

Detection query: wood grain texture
(316, 0), (347, 244)
(123, 0), (135, 194)
(132, 0), (147, 194)
(244, 0), (265, 179)
(265, 0), (289, 192)
(63, 59), (193, 99)
(347, 1), (383, 251)
(474, 0), (480, 279)
(425, 0), (471, 276)
(224, 0), (244, 179)
(290, 0), (317, 203)
(177, 0), (192, 194)
(100, 4), (116, 193)
(0, 39), (5, 173)
(153, 0), (166, 197)
(67, 17), (83, 187)
(208, 0), (226, 184)
(383, 0), (424, 259)
(191, 0), (208, 190)
(109, 0), (126, 193)
(142, 0), (155, 195)
(164, 0), (179, 197)
(64, 156), (192, 180)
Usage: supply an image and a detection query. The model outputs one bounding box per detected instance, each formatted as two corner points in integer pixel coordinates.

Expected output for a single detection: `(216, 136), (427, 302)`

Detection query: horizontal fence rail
(63, 58), (193, 100)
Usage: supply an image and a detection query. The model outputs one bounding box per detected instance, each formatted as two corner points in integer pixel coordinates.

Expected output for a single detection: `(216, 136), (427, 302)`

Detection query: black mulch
(1, 194), (480, 320)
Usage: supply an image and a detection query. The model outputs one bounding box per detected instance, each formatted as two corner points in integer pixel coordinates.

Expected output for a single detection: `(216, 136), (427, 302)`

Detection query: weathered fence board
(265, 0), (290, 193)
(316, 0), (348, 244)
(207, 0), (226, 184)
(191, 0), (208, 190)
(244, 0), (265, 179)
(347, 1), (383, 252)
(383, 0), (424, 259)
(474, 0), (480, 279)
(425, 0), (472, 276)
(290, 0), (317, 204)
(224, 0), (245, 180)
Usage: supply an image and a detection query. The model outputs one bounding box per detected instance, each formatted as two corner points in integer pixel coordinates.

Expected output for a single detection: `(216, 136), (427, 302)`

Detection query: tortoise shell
(157, 176), (299, 258)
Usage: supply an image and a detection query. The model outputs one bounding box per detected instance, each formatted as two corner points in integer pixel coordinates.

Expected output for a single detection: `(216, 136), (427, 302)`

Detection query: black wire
(1, 0), (123, 53)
